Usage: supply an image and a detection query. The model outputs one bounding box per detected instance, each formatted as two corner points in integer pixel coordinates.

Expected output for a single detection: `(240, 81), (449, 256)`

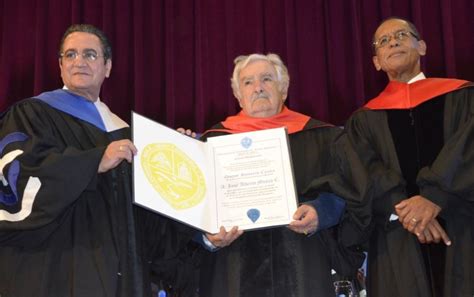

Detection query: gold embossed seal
(141, 143), (206, 210)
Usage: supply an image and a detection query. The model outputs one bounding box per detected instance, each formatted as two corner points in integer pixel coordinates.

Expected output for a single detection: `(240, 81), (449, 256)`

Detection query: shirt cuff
(389, 214), (399, 222)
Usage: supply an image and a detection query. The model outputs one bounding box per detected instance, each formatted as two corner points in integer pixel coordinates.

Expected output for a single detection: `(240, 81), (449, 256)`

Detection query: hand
(177, 127), (197, 138)
(98, 139), (137, 173)
(288, 204), (319, 235)
(416, 218), (451, 246)
(205, 226), (243, 248)
(395, 195), (441, 236)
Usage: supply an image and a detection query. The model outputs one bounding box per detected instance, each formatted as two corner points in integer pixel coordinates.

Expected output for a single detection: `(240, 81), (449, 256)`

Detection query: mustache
(252, 92), (270, 100)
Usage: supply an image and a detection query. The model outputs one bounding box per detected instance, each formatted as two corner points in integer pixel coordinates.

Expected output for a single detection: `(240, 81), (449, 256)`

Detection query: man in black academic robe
(0, 24), (193, 297)
(195, 53), (368, 297)
(344, 17), (474, 297)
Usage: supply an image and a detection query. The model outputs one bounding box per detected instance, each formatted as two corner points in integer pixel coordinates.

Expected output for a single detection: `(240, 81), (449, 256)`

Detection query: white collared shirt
(407, 72), (426, 84)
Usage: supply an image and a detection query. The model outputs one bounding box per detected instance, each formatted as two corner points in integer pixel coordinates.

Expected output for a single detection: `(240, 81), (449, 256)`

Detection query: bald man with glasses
(341, 17), (474, 297)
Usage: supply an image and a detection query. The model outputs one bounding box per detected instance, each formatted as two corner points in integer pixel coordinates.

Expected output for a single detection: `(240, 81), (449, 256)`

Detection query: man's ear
(373, 55), (382, 71)
(105, 59), (112, 78)
(417, 40), (427, 57)
(236, 97), (243, 108)
(279, 83), (288, 102)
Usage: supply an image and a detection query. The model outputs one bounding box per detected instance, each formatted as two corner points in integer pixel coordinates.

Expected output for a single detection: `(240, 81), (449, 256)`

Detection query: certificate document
(132, 112), (298, 233)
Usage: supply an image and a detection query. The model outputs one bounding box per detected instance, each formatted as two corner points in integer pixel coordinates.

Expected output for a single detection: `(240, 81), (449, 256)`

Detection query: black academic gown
(0, 96), (193, 297)
(197, 119), (367, 297)
(345, 85), (474, 297)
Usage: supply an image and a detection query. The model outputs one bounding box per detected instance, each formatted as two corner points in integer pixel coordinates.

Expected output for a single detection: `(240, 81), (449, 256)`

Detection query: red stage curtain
(1, 0), (473, 128)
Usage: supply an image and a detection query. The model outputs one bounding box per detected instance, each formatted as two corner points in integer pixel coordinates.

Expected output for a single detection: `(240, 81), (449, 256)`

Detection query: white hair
(230, 53), (290, 99)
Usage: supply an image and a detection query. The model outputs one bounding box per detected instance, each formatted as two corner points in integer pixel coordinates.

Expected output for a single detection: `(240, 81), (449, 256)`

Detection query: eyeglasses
(373, 30), (419, 49)
(59, 50), (104, 62)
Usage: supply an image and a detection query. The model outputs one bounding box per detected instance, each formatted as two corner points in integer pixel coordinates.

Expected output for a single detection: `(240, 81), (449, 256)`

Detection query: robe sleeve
(330, 130), (374, 246)
(137, 206), (199, 296)
(343, 110), (407, 223)
(0, 100), (105, 243)
(417, 89), (474, 215)
(298, 128), (369, 276)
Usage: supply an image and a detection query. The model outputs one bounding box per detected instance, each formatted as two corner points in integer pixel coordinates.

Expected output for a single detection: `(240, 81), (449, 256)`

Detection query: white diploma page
(206, 128), (298, 231)
(132, 112), (298, 233)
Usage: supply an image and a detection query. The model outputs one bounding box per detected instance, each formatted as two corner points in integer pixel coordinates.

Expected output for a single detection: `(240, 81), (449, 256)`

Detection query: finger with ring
(119, 145), (125, 152)
(411, 218), (418, 223)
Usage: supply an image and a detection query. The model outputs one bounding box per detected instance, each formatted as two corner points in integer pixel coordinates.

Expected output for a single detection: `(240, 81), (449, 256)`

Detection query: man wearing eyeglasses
(342, 17), (474, 297)
(0, 24), (194, 297)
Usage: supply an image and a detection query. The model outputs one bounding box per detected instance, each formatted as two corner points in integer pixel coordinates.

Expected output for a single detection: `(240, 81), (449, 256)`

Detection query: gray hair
(230, 53), (290, 99)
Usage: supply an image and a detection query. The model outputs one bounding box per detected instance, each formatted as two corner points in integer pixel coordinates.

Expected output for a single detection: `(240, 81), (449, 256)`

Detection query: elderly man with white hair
(194, 53), (367, 297)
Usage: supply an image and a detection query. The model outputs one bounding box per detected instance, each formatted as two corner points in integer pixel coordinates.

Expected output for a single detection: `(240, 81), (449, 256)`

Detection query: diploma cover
(132, 112), (298, 233)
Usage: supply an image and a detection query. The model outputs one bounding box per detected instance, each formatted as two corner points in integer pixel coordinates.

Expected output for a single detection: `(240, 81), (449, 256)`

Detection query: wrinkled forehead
(239, 60), (276, 79)
(375, 19), (410, 38)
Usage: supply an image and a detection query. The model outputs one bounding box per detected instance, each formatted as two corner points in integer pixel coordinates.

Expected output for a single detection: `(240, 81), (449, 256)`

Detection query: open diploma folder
(132, 112), (298, 234)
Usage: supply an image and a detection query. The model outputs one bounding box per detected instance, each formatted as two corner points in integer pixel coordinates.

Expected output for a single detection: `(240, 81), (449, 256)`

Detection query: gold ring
(411, 218), (418, 223)
(303, 230), (308, 235)
(119, 145), (124, 152)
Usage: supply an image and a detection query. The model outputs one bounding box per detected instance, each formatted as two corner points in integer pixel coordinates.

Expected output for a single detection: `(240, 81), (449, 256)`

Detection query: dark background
(1, 0), (473, 130)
